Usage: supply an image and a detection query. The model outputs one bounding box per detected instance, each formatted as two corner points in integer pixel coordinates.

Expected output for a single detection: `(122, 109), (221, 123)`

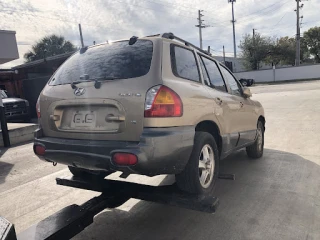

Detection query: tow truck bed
(1, 174), (233, 240)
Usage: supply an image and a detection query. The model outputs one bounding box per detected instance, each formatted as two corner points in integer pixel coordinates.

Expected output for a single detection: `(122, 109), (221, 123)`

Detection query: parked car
(33, 33), (265, 195)
(1, 90), (30, 122)
(239, 78), (255, 87)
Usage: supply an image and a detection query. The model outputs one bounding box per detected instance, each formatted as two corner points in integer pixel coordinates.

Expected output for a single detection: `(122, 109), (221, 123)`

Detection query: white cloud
(1, 0), (319, 68)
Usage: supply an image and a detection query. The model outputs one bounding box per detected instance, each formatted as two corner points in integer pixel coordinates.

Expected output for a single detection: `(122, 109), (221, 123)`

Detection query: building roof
(12, 51), (75, 69)
(0, 30), (16, 34)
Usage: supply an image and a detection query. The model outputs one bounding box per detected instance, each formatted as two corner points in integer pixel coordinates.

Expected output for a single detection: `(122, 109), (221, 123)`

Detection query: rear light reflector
(34, 145), (46, 156)
(144, 85), (183, 117)
(113, 153), (138, 166)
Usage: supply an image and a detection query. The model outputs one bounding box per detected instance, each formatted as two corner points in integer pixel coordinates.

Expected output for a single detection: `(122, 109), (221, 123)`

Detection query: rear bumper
(34, 126), (195, 176)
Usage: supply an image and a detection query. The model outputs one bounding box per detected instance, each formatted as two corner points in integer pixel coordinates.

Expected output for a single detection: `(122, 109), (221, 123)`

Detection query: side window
(198, 57), (210, 86)
(200, 56), (227, 92)
(220, 66), (242, 96)
(171, 45), (200, 82)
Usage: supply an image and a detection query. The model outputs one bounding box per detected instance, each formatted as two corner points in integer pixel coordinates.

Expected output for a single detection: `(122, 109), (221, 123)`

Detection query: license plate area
(55, 104), (124, 133)
(71, 111), (96, 128)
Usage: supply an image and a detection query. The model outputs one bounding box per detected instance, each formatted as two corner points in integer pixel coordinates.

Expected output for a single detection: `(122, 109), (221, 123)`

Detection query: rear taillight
(113, 153), (138, 166)
(144, 85), (183, 117)
(34, 145), (46, 156)
(36, 97), (40, 118)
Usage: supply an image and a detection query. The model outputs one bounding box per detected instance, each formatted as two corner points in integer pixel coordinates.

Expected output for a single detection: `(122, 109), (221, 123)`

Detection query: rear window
(171, 45), (200, 82)
(49, 40), (153, 86)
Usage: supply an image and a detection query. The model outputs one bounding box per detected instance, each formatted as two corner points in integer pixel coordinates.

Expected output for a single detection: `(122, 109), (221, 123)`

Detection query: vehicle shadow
(73, 149), (320, 240)
(0, 147), (8, 157)
(0, 158), (13, 185)
(0, 147), (13, 185)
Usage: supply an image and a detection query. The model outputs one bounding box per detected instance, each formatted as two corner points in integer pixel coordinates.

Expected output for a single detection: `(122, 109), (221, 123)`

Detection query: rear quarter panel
(143, 40), (225, 134)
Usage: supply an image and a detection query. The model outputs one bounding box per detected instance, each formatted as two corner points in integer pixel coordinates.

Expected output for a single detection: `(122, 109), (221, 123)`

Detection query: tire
(242, 80), (248, 86)
(175, 132), (220, 195)
(246, 121), (264, 158)
(68, 166), (112, 179)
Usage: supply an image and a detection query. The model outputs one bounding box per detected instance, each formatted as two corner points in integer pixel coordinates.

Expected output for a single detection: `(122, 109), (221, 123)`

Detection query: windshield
(1, 90), (8, 99)
(49, 40), (153, 86)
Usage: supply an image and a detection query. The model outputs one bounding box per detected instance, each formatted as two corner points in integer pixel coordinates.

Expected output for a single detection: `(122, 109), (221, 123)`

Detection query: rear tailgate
(40, 38), (162, 142)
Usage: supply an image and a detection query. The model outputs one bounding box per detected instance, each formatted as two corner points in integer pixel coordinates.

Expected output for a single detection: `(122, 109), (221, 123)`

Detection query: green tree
(266, 37), (296, 66)
(239, 33), (273, 70)
(303, 26), (320, 63)
(24, 35), (76, 62)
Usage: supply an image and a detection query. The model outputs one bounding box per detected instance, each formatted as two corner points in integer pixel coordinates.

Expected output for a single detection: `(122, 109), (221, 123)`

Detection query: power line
(236, 0), (292, 26)
(274, 12), (289, 27)
(303, 20), (320, 25)
(206, 0), (291, 26)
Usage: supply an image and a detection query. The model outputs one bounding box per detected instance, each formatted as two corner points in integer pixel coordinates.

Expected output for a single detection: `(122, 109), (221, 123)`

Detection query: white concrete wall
(234, 64), (320, 83)
(0, 30), (19, 64)
(213, 56), (247, 72)
(0, 123), (38, 147)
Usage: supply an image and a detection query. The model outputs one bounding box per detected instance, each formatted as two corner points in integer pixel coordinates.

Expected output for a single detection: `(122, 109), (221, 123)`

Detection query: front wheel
(246, 121), (264, 158)
(175, 132), (219, 195)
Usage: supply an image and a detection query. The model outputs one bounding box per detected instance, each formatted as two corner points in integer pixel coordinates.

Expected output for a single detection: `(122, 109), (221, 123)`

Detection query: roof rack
(162, 32), (212, 57)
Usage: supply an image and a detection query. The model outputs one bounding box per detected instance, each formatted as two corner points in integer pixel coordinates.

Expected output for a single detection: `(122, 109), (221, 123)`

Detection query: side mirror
(243, 87), (252, 98)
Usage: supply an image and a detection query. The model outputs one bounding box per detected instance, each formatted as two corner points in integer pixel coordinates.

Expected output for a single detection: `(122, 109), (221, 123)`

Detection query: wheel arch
(195, 120), (222, 156)
(258, 115), (266, 131)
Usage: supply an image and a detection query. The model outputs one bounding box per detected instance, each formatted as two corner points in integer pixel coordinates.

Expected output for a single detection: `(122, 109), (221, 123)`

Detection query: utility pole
(253, 28), (257, 70)
(228, 0), (237, 58)
(223, 46), (226, 64)
(78, 24), (84, 48)
(195, 10), (209, 49)
(0, 92), (10, 147)
(295, 0), (304, 66)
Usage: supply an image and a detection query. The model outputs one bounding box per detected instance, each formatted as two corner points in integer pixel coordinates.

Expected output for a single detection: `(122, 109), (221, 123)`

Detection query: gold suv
(34, 33), (265, 194)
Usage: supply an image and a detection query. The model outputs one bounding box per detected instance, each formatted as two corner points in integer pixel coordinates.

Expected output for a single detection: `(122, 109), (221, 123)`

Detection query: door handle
(215, 98), (223, 105)
(240, 102), (244, 108)
(50, 114), (60, 121)
(105, 115), (125, 122)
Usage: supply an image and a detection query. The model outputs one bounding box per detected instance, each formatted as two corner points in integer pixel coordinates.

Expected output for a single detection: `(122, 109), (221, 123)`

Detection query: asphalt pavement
(1, 80), (320, 240)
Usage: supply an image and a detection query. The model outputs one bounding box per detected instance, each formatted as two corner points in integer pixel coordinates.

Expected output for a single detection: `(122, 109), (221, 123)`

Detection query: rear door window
(198, 57), (210, 86)
(171, 45), (200, 82)
(200, 56), (227, 92)
(220, 66), (242, 96)
(49, 40), (153, 86)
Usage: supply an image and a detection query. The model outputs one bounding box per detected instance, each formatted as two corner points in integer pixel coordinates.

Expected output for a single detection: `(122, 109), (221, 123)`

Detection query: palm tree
(24, 35), (77, 62)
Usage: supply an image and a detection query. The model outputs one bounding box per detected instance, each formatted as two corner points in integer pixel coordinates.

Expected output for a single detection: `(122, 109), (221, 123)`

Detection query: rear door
(198, 54), (240, 152)
(219, 65), (257, 146)
(40, 39), (160, 142)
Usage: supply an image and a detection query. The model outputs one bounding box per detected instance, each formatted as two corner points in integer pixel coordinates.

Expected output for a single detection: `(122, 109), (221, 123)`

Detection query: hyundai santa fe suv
(34, 33), (265, 194)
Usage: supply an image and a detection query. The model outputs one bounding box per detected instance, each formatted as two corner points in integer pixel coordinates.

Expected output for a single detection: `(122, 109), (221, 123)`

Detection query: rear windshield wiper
(71, 80), (93, 89)
(93, 77), (122, 89)
(71, 77), (122, 89)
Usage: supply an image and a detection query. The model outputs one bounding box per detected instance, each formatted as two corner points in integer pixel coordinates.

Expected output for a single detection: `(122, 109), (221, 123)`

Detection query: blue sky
(0, 0), (319, 68)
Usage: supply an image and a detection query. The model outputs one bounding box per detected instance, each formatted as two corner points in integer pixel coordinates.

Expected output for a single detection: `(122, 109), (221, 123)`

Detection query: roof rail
(161, 32), (212, 57)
